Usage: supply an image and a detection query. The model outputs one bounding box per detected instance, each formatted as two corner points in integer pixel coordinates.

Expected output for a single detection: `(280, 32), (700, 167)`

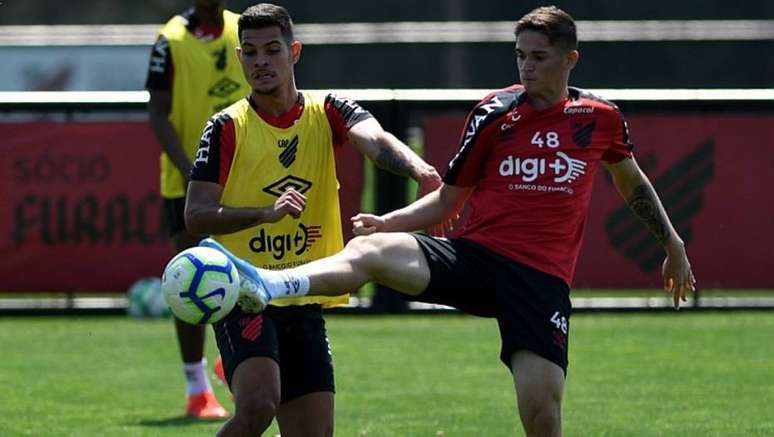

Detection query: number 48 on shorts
(550, 311), (568, 335)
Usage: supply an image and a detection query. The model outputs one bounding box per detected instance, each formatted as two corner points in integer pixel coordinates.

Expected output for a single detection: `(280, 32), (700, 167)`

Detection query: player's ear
(235, 46), (242, 61)
(567, 49), (579, 70)
(290, 40), (302, 64)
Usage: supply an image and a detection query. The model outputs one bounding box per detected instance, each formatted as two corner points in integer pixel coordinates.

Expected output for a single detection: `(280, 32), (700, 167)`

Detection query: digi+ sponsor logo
(499, 152), (587, 183)
(249, 223), (322, 260)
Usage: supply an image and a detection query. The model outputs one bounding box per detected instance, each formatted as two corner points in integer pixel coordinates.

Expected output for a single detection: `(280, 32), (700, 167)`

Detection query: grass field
(1, 312), (773, 436)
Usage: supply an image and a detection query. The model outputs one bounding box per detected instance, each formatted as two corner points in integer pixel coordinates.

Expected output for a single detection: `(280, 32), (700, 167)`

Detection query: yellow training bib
(159, 10), (250, 198)
(214, 92), (349, 307)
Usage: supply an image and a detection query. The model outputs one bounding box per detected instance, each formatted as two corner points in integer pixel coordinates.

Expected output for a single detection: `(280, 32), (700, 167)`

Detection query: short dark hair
(514, 6), (577, 51)
(238, 3), (294, 43)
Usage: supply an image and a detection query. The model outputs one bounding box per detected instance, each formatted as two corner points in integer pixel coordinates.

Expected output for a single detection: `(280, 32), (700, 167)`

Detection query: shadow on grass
(138, 415), (226, 428)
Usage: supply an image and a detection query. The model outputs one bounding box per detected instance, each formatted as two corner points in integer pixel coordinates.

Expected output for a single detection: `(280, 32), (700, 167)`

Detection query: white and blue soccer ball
(127, 277), (170, 319)
(161, 246), (240, 325)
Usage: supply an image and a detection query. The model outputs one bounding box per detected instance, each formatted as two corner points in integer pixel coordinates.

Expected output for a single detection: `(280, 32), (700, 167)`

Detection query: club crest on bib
(277, 135), (299, 167)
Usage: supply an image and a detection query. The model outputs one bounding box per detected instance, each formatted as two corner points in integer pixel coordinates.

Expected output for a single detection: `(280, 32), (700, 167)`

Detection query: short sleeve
(324, 93), (374, 147)
(602, 110), (635, 164)
(190, 112), (236, 186)
(443, 96), (504, 186)
(145, 35), (173, 91)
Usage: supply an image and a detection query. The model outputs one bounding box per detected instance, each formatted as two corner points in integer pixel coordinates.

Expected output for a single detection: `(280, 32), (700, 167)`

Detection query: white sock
(260, 269), (310, 300)
(183, 358), (212, 396)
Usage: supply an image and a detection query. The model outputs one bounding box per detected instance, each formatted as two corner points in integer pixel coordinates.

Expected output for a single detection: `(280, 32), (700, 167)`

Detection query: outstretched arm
(347, 118), (442, 196)
(352, 183), (472, 235)
(185, 181), (306, 236)
(604, 157), (696, 308)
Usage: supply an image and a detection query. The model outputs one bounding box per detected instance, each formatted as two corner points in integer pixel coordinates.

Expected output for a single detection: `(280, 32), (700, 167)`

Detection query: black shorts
(411, 233), (572, 374)
(161, 197), (187, 237)
(213, 304), (335, 403)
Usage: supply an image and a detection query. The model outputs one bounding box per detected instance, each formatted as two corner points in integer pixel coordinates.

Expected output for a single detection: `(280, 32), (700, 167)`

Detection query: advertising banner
(0, 122), (363, 292)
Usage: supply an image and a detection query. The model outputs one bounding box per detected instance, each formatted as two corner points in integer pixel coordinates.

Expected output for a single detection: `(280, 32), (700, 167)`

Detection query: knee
(344, 235), (385, 265)
(231, 392), (280, 434)
(522, 400), (561, 436)
(297, 421), (334, 437)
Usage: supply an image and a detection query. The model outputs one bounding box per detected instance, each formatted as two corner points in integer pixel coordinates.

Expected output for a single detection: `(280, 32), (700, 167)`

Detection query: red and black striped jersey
(446, 84), (634, 285)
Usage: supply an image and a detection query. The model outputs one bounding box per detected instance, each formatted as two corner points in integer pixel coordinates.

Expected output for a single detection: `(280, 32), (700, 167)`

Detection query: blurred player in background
(184, 3), (441, 436)
(146, 0), (250, 419)
(202, 5), (696, 436)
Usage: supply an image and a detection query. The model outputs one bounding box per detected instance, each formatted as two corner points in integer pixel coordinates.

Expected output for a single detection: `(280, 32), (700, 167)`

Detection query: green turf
(0, 313), (772, 436)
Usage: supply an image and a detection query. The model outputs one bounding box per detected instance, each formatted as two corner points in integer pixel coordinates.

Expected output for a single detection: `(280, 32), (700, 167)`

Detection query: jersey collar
(248, 93), (306, 129)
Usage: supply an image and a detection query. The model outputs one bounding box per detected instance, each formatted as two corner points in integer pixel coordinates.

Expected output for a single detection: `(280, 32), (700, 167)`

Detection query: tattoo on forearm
(627, 184), (671, 244)
(375, 146), (412, 178)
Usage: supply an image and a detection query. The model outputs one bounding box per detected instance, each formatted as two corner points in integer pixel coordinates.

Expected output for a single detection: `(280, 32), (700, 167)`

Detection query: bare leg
(511, 351), (565, 437)
(172, 231), (226, 419)
(276, 392), (334, 437)
(172, 230), (207, 363)
(216, 357), (280, 436)
(289, 233), (431, 297)
(173, 317), (206, 362)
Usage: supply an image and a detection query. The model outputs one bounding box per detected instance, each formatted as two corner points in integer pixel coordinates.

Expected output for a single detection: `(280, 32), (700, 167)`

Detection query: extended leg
(291, 233), (431, 296)
(201, 233), (432, 308)
(511, 350), (565, 437)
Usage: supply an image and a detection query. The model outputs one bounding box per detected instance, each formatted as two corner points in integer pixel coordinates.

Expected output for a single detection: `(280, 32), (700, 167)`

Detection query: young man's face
(515, 30), (577, 96)
(237, 26), (301, 96)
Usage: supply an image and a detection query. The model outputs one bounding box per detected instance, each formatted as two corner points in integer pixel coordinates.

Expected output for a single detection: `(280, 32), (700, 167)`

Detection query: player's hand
(266, 188), (306, 222)
(662, 244), (696, 310)
(351, 213), (385, 236)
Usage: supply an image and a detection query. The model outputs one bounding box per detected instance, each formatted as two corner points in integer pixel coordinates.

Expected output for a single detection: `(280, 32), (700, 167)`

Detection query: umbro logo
(262, 175), (313, 197)
(278, 135), (299, 168)
(208, 77), (241, 98)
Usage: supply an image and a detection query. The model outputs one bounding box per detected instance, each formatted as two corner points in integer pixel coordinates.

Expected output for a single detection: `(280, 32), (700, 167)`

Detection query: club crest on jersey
(277, 135), (299, 168)
(262, 174), (313, 197)
(571, 121), (596, 147)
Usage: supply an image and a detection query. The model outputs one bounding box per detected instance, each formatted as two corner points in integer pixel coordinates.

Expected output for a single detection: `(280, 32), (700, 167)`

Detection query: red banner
(0, 122), (363, 292)
(423, 113), (774, 289)
(0, 122), (171, 292)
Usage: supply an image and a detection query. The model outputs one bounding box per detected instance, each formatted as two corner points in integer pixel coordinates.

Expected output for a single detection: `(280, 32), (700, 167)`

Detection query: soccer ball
(127, 276), (170, 319)
(161, 246), (240, 325)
